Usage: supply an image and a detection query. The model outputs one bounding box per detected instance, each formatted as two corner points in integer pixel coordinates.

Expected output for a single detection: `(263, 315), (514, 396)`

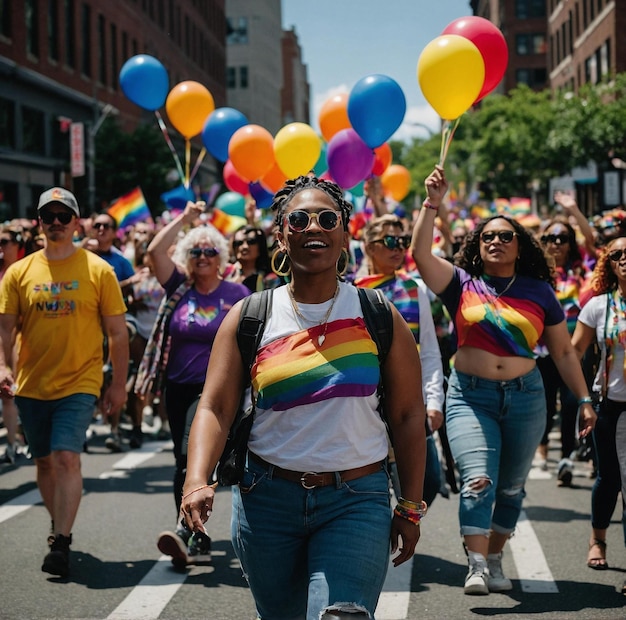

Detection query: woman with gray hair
(137, 200), (249, 568)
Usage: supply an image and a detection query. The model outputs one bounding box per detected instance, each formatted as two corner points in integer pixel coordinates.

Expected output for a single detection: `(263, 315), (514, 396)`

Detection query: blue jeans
(445, 367), (546, 537)
(231, 456), (391, 620)
(16, 394), (96, 458)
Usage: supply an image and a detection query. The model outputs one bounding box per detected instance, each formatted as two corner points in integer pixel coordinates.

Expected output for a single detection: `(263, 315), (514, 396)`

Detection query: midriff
(454, 346), (536, 381)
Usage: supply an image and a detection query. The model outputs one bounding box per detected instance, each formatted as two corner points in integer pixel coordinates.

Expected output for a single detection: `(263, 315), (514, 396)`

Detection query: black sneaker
(42, 534), (71, 577)
(187, 531), (211, 565)
(157, 531), (188, 569)
(129, 426), (143, 449)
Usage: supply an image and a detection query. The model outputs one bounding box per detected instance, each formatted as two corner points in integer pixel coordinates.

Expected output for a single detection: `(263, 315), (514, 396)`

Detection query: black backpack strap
(236, 288), (273, 380)
(357, 287), (393, 365)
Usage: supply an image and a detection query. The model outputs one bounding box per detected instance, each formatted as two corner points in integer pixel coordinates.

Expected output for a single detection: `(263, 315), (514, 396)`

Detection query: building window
(515, 0), (546, 19)
(110, 24), (118, 89)
(227, 66), (236, 89)
(585, 54), (597, 84)
(240, 66), (248, 88)
(49, 0), (59, 61)
(65, 0), (75, 68)
(0, 1), (11, 39)
(0, 97), (15, 149)
(98, 14), (106, 85)
(516, 67), (547, 88)
(25, 0), (39, 57)
(600, 38), (610, 77)
(81, 3), (91, 76)
(22, 105), (46, 156)
(227, 17), (248, 44)
(516, 33), (547, 55)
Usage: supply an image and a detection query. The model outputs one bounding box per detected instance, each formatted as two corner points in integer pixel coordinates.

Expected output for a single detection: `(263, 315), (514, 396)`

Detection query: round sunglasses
(480, 230), (517, 244)
(285, 209), (341, 233)
(541, 233), (569, 245)
(39, 210), (74, 225)
(189, 247), (219, 259)
(372, 235), (411, 251)
(608, 248), (626, 262)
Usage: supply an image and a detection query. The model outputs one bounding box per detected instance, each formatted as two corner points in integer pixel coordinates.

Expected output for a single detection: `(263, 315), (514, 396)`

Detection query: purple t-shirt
(164, 270), (249, 384)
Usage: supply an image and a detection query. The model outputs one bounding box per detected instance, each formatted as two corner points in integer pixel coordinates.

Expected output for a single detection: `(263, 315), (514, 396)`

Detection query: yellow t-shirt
(0, 248), (127, 399)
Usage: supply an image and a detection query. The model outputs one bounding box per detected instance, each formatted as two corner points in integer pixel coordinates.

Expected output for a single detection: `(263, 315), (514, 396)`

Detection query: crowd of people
(0, 168), (625, 611)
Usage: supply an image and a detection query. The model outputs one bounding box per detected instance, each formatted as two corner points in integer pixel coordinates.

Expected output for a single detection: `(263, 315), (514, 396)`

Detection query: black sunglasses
(541, 233), (569, 245)
(372, 235), (411, 251)
(480, 230), (517, 244)
(233, 237), (260, 249)
(93, 222), (113, 230)
(0, 238), (12, 246)
(286, 209), (341, 233)
(40, 210), (74, 225)
(189, 247), (219, 259)
(608, 248), (626, 262)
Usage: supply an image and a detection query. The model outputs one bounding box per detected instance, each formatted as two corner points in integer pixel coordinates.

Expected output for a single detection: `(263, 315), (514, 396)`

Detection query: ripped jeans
(445, 367), (546, 537)
(232, 456), (391, 620)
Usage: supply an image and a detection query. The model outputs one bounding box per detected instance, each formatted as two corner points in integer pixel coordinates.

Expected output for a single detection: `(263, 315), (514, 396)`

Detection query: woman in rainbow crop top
(180, 176), (427, 619)
(411, 165), (597, 597)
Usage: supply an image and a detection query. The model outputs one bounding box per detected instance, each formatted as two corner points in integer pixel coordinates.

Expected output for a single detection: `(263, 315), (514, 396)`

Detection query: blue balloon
(160, 184), (195, 210)
(120, 55), (169, 111)
(347, 74), (406, 149)
(313, 143), (327, 177)
(202, 108), (249, 162)
(215, 191), (246, 217)
(249, 182), (274, 209)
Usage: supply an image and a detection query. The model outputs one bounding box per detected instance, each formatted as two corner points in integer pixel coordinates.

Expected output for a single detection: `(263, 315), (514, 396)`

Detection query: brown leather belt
(249, 452), (384, 489)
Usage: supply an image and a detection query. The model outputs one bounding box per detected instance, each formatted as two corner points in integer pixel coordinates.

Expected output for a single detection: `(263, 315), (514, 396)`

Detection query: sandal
(587, 539), (609, 570)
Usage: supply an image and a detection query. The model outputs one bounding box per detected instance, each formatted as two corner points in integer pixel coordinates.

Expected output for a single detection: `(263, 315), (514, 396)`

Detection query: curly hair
(271, 175), (353, 232)
(541, 216), (584, 272)
(170, 224), (230, 277)
(456, 215), (555, 287)
(589, 238), (624, 295)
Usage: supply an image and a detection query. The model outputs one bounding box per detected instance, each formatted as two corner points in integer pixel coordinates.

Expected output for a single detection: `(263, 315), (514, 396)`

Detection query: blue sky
(282, 0), (472, 140)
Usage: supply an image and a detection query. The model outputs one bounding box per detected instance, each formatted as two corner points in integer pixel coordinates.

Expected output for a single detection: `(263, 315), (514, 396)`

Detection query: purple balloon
(326, 129), (375, 189)
(249, 181), (274, 209)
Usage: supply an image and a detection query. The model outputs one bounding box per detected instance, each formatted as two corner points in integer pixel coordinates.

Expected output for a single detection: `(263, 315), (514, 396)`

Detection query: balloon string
(184, 140), (191, 189)
(189, 147), (207, 185)
(154, 111), (185, 184)
(438, 117), (461, 167)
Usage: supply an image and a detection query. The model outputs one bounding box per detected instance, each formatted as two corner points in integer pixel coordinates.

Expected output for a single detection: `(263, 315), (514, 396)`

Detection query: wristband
(422, 200), (439, 211)
(578, 396), (593, 406)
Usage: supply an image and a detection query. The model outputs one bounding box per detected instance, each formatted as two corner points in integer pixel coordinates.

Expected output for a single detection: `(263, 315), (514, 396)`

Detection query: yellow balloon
(417, 35), (485, 120)
(274, 123), (322, 178)
(166, 81), (215, 138)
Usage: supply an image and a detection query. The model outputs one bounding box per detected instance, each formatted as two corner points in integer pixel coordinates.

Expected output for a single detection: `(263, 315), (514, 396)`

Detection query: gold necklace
(287, 283), (340, 346)
(480, 273), (517, 327)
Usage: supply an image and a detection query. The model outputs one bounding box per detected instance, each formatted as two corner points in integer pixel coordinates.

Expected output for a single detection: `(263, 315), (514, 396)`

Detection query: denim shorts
(15, 394), (96, 458)
(445, 367), (546, 536)
(231, 456), (391, 620)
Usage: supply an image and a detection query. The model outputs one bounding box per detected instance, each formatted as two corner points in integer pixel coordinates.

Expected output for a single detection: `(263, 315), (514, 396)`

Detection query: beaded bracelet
(422, 200), (439, 211)
(578, 396), (593, 406)
(394, 504), (424, 525)
(398, 497), (428, 513)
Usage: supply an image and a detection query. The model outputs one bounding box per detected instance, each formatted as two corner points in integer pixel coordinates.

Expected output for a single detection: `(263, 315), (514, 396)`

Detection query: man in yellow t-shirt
(0, 187), (128, 579)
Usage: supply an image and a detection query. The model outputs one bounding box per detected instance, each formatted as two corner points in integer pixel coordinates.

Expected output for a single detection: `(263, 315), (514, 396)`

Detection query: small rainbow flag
(209, 208), (246, 235)
(108, 187), (153, 229)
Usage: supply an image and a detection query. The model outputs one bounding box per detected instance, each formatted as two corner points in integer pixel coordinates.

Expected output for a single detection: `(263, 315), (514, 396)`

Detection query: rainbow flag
(209, 208), (246, 235)
(108, 187), (152, 229)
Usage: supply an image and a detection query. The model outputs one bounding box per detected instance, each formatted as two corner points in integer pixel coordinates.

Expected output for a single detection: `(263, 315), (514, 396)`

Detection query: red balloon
(442, 16), (508, 102)
(371, 143), (392, 176)
(223, 159), (249, 195)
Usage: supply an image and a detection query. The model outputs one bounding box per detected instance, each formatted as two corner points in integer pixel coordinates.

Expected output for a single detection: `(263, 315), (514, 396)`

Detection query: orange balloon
(228, 124), (275, 182)
(318, 93), (351, 142)
(371, 143), (392, 176)
(381, 165), (411, 201)
(165, 81), (215, 138)
(261, 161), (288, 193)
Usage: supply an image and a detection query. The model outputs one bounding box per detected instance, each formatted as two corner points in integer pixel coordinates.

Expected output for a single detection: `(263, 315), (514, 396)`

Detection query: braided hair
(271, 176), (352, 232)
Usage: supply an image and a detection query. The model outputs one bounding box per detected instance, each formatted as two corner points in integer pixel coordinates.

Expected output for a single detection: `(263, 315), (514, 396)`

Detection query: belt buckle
(300, 471), (319, 489)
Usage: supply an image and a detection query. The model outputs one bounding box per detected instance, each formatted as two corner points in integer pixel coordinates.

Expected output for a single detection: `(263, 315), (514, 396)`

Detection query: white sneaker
(487, 552), (513, 592)
(464, 553), (489, 595)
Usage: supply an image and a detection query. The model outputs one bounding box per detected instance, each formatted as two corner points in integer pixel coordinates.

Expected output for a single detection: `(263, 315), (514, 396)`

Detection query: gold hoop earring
(271, 250), (291, 277)
(337, 248), (349, 277)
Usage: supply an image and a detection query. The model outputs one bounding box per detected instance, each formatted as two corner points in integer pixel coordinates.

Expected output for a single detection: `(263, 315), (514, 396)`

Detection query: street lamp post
(87, 103), (118, 212)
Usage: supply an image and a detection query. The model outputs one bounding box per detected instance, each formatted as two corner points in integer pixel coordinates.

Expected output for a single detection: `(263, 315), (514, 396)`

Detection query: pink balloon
(223, 159), (249, 195)
(326, 129), (375, 189)
(442, 16), (508, 102)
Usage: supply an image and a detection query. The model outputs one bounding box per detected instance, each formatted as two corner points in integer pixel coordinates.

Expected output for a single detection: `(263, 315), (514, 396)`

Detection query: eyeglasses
(285, 209), (342, 233)
(233, 237), (260, 249)
(0, 238), (12, 246)
(372, 235), (411, 251)
(93, 222), (113, 230)
(189, 247), (220, 259)
(480, 230), (517, 244)
(39, 210), (74, 225)
(608, 248), (626, 262)
(541, 233), (569, 245)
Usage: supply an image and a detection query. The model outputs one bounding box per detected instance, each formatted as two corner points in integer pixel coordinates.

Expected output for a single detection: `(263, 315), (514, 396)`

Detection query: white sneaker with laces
(464, 552), (489, 595)
(487, 551), (513, 592)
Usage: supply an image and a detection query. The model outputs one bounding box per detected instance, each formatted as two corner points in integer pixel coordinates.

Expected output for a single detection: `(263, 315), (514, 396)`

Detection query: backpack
(215, 286), (394, 486)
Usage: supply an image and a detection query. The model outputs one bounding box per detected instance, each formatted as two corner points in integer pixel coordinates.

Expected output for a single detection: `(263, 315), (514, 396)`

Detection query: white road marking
(509, 509), (559, 593)
(375, 555), (412, 619)
(0, 488), (42, 523)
